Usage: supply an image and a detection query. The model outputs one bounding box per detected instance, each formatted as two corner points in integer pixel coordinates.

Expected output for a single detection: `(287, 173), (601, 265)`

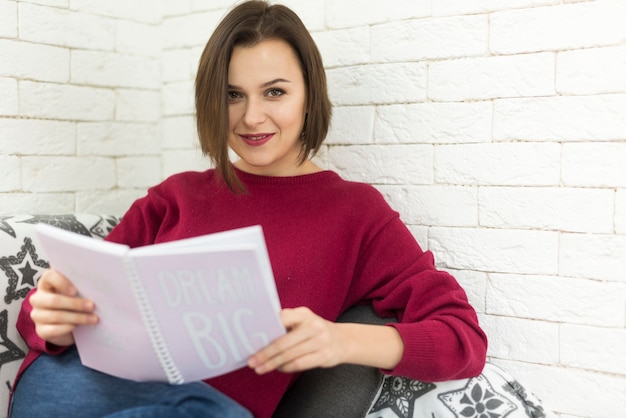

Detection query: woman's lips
(240, 133), (274, 146)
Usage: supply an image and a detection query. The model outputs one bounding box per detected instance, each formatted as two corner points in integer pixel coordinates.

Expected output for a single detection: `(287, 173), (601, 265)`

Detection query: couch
(0, 214), (552, 417)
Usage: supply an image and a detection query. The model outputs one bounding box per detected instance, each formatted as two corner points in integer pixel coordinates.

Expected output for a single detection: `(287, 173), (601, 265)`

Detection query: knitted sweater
(16, 168), (487, 418)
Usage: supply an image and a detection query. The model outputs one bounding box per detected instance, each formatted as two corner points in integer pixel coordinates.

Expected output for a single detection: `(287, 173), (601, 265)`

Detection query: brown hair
(195, 0), (332, 192)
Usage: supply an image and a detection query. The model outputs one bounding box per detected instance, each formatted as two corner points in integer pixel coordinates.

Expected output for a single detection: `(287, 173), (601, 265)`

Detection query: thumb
(38, 269), (77, 296)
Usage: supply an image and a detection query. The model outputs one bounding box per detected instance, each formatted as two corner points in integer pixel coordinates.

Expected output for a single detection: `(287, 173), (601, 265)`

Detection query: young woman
(10, 1), (487, 417)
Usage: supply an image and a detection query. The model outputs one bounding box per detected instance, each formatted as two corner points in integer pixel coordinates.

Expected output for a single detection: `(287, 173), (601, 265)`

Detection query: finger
(250, 310), (329, 374)
(251, 314), (315, 363)
(248, 332), (309, 373)
(276, 351), (328, 374)
(252, 326), (338, 374)
(30, 306), (98, 326)
(280, 306), (313, 329)
(252, 335), (324, 374)
(38, 269), (77, 296)
(30, 290), (95, 314)
(34, 323), (77, 346)
(35, 323), (77, 340)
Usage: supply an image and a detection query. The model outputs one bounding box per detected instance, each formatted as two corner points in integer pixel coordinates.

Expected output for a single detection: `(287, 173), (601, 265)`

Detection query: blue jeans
(10, 347), (252, 418)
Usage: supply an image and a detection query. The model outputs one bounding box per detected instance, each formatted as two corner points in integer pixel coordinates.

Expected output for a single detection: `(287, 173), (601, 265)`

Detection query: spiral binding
(124, 258), (184, 384)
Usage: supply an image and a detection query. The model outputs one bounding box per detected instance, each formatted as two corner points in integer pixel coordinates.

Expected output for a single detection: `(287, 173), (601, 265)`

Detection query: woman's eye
(266, 88), (284, 97)
(228, 91), (242, 101)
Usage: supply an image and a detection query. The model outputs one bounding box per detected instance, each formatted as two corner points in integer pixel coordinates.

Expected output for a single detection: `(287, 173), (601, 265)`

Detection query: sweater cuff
(383, 322), (437, 380)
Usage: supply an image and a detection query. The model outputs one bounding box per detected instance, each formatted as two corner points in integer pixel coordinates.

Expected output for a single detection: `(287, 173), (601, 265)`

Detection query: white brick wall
(0, 1), (17, 39)
(0, 39), (69, 82)
(0, 0), (165, 214)
(18, 3), (117, 50)
(1, 0), (625, 416)
(0, 77), (18, 115)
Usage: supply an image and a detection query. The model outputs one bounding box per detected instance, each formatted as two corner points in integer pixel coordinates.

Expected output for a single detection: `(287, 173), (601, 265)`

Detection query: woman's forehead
(228, 39), (303, 86)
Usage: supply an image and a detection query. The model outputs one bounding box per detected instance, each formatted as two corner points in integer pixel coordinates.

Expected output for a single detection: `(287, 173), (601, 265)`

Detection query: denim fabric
(10, 347), (252, 418)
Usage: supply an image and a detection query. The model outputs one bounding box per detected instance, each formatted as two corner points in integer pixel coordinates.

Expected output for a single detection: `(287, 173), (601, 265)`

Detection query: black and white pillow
(365, 362), (551, 418)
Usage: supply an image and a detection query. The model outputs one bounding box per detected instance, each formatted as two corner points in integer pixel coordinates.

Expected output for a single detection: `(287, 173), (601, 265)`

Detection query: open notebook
(35, 223), (285, 384)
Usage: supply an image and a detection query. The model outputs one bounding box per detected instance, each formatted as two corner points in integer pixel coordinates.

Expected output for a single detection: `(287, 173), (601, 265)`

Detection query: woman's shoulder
(150, 169), (218, 193)
(322, 172), (397, 218)
(328, 172), (388, 200)
(163, 168), (216, 183)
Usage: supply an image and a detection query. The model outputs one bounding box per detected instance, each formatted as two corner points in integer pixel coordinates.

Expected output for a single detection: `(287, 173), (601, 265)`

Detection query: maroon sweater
(16, 168), (487, 418)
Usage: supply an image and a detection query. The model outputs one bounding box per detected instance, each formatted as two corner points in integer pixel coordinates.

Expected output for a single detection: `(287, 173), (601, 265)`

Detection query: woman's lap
(10, 347), (251, 418)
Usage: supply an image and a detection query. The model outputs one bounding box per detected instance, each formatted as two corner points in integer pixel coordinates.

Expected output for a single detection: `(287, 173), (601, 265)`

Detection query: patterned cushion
(365, 363), (552, 418)
(0, 214), (119, 416)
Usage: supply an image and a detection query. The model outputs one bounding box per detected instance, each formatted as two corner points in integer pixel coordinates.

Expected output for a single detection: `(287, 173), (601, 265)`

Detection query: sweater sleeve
(351, 215), (488, 382)
(105, 187), (167, 248)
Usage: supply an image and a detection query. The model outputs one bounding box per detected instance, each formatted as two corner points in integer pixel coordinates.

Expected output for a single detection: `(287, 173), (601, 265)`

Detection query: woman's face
(227, 38), (309, 176)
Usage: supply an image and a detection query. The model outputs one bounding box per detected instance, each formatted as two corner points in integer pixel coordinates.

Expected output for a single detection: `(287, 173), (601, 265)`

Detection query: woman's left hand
(247, 307), (346, 374)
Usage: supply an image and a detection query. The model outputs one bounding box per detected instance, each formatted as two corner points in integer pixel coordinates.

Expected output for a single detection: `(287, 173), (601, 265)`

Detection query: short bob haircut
(195, 0), (332, 192)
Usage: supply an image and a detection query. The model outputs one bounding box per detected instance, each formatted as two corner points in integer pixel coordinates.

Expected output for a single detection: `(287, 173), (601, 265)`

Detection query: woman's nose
(243, 98), (266, 127)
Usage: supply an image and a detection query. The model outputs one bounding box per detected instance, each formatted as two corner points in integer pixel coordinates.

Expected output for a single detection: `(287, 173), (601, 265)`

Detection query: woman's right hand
(29, 269), (99, 347)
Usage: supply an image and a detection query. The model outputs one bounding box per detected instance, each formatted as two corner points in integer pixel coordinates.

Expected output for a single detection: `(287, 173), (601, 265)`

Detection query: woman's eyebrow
(261, 78), (290, 87)
(227, 78), (291, 90)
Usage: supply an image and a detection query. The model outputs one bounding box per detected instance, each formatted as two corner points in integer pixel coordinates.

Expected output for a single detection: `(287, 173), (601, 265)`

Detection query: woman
(10, 1), (487, 417)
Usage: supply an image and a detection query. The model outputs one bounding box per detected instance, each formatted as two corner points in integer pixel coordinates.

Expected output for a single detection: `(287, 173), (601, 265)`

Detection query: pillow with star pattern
(364, 362), (553, 418)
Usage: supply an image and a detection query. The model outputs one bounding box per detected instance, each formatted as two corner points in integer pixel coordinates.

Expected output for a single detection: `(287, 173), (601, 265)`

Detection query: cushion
(365, 362), (552, 418)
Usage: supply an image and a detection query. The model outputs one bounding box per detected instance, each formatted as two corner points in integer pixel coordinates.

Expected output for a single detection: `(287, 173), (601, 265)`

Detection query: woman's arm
(250, 214), (487, 380)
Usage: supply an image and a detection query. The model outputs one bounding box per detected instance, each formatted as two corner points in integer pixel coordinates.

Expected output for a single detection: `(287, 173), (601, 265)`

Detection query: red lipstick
(239, 133), (274, 147)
